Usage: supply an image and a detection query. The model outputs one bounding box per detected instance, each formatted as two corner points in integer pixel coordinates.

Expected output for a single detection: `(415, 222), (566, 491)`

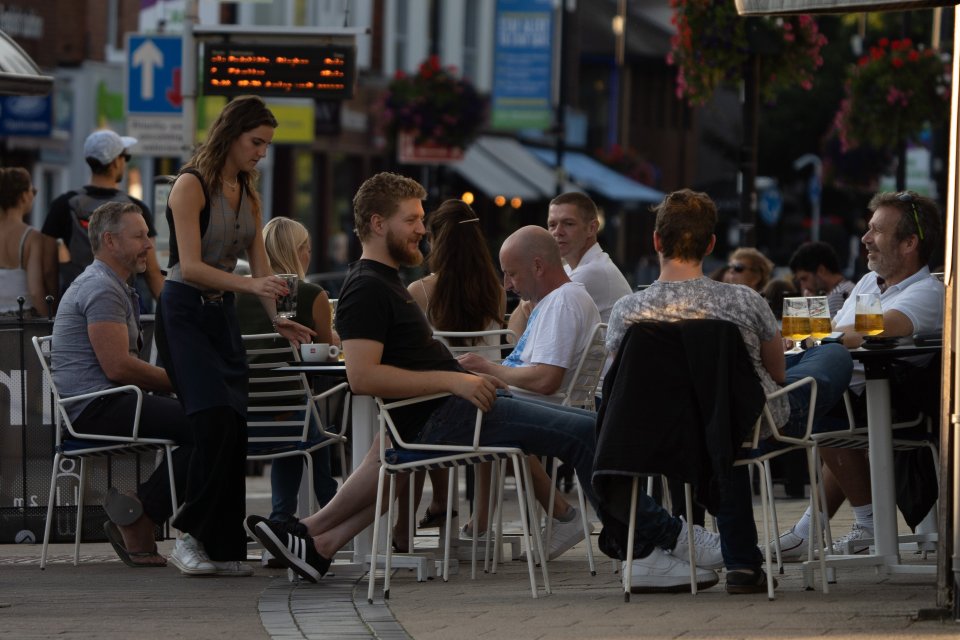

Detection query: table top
(848, 340), (941, 379)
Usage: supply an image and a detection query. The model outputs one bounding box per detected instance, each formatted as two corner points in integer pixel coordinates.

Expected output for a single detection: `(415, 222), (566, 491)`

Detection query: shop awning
(736, 0), (952, 14)
(451, 136), (577, 201)
(0, 30), (53, 96)
(525, 146), (665, 204)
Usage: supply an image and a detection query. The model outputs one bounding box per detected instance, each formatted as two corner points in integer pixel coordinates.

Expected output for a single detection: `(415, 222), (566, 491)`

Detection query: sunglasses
(728, 263), (750, 273)
(897, 192), (924, 241)
(31, 187), (37, 195)
(121, 153), (132, 162)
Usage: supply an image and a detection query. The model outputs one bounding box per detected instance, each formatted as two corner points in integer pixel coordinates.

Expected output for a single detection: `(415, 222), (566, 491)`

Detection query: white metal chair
(32, 335), (179, 570)
(734, 376), (829, 598)
(541, 322), (608, 574)
(368, 392), (550, 602)
(243, 333), (350, 516)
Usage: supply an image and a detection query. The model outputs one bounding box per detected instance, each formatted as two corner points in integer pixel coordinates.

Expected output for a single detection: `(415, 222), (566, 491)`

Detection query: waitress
(157, 95), (313, 576)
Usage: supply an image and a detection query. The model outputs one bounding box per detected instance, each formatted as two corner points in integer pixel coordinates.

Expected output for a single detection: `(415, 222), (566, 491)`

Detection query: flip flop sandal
(103, 521), (165, 568)
(103, 487), (143, 526)
(417, 508), (457, 529)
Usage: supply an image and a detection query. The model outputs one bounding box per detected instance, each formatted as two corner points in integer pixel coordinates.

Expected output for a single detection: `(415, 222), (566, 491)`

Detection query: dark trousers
(73, 392), (192, 525)
(172, 406), (249, 561)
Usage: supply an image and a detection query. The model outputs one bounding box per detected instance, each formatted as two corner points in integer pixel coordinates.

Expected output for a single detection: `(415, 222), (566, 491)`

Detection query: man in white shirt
(509, 193), (631, 334)
(459, 226), (602, 560)
(776, 190), (944, 559)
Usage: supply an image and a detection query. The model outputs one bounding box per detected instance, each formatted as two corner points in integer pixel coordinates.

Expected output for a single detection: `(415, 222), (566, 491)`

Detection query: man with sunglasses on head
(774, 190), (944, 560)
(42, 130), (164, 308)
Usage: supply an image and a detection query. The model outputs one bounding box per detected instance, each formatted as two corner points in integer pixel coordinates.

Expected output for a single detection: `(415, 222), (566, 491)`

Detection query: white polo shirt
(834, 266), (944, 391)
(565, 243), (632, 323)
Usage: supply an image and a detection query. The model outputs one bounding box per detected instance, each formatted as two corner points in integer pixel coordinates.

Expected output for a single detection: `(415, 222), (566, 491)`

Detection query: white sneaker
(831, 522), (873, 555)
(169, 534), (216, 576)
(768, 526), (810, 562)
(624, 549), (719, 593)
(672, 521), (724, 569)
(545, 508), (594, 561)
(210, 560), (254, 577)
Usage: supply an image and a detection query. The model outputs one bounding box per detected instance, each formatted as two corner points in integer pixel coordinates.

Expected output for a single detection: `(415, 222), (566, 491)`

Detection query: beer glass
(782, 297), (811, 354)
(854, 293), (884, 335)
(807, 296), (832, 345)
(276, 274), (298, 319)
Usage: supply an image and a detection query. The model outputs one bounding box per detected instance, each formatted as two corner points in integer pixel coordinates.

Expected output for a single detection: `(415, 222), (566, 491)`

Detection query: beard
(386, 227), (423, 267)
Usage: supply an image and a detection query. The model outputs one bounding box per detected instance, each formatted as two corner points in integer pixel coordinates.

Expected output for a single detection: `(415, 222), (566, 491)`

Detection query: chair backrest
(433, 328), (516, 362)
(559, 322), (608, 409)
(243, 333), (324, 446)
(32, 336), (68, 440)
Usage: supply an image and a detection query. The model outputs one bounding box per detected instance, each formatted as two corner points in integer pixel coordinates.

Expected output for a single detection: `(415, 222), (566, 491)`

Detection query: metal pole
(738, 53), (759, 248)
(181, 0), (198, 162)
(553, 1), (569, 198)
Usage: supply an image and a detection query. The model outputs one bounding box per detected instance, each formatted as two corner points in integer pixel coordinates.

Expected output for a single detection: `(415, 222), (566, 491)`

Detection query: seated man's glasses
(897, 192), (925, 241)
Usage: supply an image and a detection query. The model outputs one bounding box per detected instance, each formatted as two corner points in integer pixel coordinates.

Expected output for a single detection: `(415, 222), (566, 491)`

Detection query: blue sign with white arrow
(126, 34), (183, 115)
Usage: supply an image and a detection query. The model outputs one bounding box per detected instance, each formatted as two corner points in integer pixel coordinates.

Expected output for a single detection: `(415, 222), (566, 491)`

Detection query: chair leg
(443, 468), (455, 582)
(40, 454), (62, 571)
(491, 459), (507, 573)
(624, 477), (639, 602)
(384, 474), (397, 599)
(74, 459), (87, 567)
(483, 460), (498, 572)
(303, 452), (318, 515)
(367, 466), (388, 604)
(575, 479), (596, 576)
(754, 461), (775, 600)
(806, 447), (829, 594)
(164, 445), (180, 520)
(683, 483), (697, 595)
(520, 456), (550, 594)
(763, 459), (784, 575)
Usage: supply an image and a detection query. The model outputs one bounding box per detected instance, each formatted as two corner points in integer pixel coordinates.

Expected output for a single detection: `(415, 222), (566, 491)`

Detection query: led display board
(202, 42), (356, 99)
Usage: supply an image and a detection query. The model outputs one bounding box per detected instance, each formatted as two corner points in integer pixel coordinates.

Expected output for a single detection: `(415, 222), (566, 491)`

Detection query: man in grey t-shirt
(52, 202), (193, 571)
(606, 189), (852, 594)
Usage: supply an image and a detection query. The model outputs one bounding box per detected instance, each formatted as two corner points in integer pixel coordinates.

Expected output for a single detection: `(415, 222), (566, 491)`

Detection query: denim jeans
(781, 343), (853, 438)
(417, 391), (599, 509)
(268, 414), (339, 521)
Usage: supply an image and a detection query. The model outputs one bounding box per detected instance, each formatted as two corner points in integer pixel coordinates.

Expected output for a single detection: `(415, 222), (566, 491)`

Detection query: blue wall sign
(126, 34), (183, 115)
(491, 0), (554, 131)
(0, 95), (52, 137)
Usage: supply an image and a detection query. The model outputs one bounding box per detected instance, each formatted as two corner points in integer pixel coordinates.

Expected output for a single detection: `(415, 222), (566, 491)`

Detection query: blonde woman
(237, 216), (338, 527)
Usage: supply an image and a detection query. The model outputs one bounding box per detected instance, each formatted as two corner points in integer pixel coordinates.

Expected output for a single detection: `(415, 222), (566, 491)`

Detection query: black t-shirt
(42, 186), (157, 242)
(336, 259), (464, 440)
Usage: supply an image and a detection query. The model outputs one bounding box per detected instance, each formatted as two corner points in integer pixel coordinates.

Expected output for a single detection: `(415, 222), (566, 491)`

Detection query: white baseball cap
(83, 130), (138, 164)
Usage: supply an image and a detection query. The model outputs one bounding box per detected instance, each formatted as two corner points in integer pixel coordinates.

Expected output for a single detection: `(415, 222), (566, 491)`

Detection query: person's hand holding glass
(807, 296), (832, 346)
(855, 293), (884, 336)
(782, 297), (811, 354)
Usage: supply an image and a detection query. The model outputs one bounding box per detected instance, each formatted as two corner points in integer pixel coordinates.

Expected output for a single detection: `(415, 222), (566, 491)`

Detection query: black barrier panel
(0, 318), (161, 543)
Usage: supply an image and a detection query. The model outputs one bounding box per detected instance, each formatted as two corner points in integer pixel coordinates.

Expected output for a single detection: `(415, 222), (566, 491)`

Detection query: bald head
(500, 225), (568, 303)
(501, 225), (563, 269)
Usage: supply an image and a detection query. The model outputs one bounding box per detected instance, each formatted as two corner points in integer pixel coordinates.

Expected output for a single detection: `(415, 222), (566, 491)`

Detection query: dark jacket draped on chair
(592, 319), (766, 553)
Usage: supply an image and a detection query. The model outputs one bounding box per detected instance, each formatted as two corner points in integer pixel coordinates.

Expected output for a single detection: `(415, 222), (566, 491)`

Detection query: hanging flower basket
(667, 0), (827, 106)
(833, 38), (950, 153)
(382, 55), (487, 152)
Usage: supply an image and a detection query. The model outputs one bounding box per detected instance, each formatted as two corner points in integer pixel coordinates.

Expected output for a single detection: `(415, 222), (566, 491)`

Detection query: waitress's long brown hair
(426, 200), (503, 344)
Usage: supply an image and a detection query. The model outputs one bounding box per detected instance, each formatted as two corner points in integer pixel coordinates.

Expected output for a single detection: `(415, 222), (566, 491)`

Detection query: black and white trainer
(253, 519), (330, 583)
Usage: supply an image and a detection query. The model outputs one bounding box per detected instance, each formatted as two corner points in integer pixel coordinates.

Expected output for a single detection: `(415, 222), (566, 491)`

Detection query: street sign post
(125, 33), (184, 156)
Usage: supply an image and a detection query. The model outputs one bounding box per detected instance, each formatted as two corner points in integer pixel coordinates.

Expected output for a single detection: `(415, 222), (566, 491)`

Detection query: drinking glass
(807, 296), (832, 345)
(855, 293), (884, 335)
(782, 297), (811, 354)
(276, 274), (298, 319)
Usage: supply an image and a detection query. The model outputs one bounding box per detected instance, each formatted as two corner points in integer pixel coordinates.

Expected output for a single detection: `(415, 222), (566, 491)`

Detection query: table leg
(351, 394), (379, 564)
(864, 377), (900, 563)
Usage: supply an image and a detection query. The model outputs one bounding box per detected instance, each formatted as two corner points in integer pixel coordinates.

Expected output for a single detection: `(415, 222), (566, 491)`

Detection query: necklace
(223, 176), (238, 191)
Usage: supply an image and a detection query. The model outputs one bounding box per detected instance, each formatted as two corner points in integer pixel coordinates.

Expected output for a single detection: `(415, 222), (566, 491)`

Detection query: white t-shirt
(834, 266), (944, 391)
(503, 281), (601, 403)
(565, 243), (632, 323)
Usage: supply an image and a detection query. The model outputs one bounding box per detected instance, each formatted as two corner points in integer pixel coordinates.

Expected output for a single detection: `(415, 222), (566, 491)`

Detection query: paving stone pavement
(1, 474), (956, 639)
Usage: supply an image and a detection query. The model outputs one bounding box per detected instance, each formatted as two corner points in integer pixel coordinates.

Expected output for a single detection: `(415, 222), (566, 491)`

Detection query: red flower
(892, 57), (904, 68)
(879, 37), (889, 47)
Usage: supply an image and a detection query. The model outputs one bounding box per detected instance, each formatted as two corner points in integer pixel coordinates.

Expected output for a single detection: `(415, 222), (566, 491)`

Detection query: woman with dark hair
(157, 96), (313, 576)
(394, 199), (506, 550)
(0, 167), (49, 316)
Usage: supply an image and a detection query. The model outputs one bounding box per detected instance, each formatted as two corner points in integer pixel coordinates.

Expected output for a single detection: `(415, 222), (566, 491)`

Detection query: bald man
(459, 225), (600, 401)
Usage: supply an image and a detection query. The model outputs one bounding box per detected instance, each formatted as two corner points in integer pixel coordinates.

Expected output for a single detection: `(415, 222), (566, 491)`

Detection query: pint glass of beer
(854, 293), (884, 335)
(807, 296), (832, 344)
(782, 297), (811, 354)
